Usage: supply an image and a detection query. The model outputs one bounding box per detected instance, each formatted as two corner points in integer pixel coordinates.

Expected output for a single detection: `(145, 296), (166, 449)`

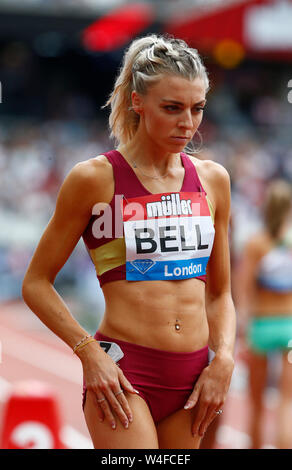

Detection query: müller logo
(146, 193), (193, 218)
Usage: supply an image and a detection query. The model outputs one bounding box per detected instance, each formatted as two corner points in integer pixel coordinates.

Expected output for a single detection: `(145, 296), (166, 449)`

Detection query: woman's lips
(170, 136), (190, 143)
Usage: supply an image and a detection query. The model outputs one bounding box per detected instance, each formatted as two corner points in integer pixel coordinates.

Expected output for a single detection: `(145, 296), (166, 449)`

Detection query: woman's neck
(118, 135), (181, 175)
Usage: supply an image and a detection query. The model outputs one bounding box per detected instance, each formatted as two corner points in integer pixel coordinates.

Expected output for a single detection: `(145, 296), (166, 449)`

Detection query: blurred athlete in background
(238, 179), (292, 449)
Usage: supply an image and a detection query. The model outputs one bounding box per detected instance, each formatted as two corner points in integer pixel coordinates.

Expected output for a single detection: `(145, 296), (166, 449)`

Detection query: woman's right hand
(76, 340), (139, 430)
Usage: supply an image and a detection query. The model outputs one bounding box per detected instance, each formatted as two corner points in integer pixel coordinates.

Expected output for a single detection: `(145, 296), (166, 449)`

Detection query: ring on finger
(114, 390), (124, 398)
(215, 409), (223, 415)
(97, 397), (106, 403)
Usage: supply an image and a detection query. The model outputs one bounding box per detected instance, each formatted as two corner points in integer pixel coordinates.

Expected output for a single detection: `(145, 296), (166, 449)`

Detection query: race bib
(122, 192), (215, 281)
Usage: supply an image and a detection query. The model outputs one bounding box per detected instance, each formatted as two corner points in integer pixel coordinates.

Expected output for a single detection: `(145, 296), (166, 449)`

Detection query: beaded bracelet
(72, 334), (92, 354)
(73, 338), (97, 354)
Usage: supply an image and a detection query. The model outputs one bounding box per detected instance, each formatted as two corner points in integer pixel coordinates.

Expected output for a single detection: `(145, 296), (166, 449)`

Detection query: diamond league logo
(130, 259), (156, 274)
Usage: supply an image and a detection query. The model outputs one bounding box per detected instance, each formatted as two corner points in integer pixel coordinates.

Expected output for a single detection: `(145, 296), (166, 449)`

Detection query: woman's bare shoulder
(63, 154), (114, 204)
(71, 154), (113, 182)
(187, 154), (230, 217)
(188, 154), (230, 185)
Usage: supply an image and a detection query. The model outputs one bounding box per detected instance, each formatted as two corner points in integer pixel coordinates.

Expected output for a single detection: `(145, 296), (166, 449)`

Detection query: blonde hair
(103, 34), (209, 146)
(263, 179), (292, 239)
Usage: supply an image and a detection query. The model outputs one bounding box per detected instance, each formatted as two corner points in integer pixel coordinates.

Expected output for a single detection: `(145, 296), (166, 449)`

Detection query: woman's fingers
(118, 368), (140, 396)
(94, 375), (139, 429)
(114, 389), (133, 424)
(196, 405), (223, 437)
(105, 387), (131, 429)
(184, 381), (202, 410)
(190, 396), (207, 437)
(183, 378), (224, 437)
(96, 393), (118, 430)
(189, 391), (224, 437)
(87, 362), (141, 430)
(93, 394), (105, 422)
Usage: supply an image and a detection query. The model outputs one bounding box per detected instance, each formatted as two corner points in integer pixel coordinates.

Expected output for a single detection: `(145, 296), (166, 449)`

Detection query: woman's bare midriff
(248, 232), (292, 317)
(98, 277), (209, 352)
(252, 289), (292, 317)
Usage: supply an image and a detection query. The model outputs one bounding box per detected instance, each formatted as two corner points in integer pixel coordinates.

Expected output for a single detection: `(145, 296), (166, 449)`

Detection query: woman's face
(132, 74), (207, 152)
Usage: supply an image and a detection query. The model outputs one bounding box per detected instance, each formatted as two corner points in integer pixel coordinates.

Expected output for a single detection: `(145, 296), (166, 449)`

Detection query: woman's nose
(178, 110), (193, 129)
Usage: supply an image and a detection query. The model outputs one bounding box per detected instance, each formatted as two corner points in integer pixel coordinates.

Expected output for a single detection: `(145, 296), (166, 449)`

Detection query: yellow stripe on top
(89, 237), (126, 276)
(206, 196), (215, 225)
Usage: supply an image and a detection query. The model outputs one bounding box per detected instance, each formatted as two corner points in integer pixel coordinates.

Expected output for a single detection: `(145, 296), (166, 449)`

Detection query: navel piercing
(175, 319), (180, 331)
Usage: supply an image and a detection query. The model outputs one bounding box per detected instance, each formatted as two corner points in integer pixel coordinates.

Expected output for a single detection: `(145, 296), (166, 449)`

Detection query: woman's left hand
(184, 353), (234, 437)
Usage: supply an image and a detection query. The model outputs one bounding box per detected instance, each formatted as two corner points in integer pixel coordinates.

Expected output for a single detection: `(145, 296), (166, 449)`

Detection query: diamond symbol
(130, 259), (155, 274)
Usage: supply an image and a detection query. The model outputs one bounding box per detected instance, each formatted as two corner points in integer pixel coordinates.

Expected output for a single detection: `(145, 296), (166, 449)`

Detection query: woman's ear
(131, 91), (144, 116)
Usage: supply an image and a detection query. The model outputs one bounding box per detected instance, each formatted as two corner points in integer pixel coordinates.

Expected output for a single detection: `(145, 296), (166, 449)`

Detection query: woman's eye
(164, 105), (179, 111)
(164, 105), (205, 113)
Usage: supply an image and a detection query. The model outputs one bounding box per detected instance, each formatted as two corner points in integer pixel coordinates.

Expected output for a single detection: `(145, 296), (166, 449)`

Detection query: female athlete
(22, 34), (236, 449)
(238, 179), (292, 448)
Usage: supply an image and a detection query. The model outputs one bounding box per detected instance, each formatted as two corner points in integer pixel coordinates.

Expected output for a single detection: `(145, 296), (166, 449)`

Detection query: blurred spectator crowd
(0, 117), (110, 328)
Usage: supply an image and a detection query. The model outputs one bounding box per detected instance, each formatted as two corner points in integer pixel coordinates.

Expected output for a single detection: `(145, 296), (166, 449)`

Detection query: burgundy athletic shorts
(82, 332), (209, 423)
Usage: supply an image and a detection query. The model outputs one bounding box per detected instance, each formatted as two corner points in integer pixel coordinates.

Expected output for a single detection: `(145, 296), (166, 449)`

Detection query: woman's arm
(204, 164), (236, 360)
(22, 160), (99, 350)
(185, 162), (236, 437)
(22, 158), (137, 429)
(236, 237), (262, 336)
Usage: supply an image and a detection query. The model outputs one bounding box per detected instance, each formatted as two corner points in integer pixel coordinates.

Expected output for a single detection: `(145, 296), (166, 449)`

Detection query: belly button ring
(175, 320), (180, 331)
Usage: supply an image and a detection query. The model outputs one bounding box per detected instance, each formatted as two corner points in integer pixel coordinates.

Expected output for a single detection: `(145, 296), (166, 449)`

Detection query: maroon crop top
(82, 150), (214, 287)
